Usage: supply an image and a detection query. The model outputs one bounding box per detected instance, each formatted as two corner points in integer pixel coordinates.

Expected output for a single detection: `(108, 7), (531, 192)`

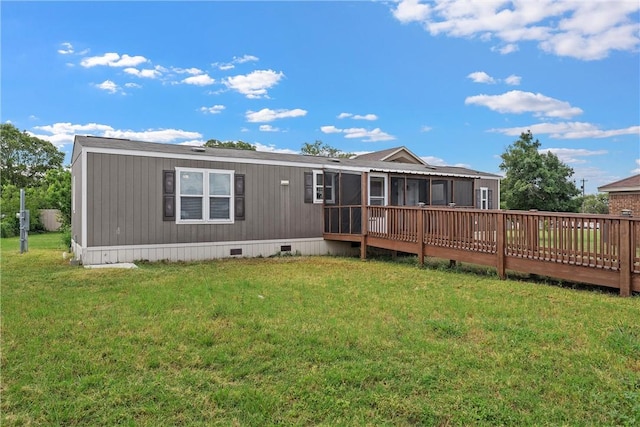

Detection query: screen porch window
(176, 167), (234, 223)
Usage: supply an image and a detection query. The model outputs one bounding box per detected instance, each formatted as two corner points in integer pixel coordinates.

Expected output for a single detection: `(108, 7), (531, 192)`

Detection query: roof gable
(353, 146), (426, 165)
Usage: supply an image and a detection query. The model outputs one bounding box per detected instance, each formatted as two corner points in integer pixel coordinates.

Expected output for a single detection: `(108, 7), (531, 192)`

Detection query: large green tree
(42, 168), (72, 226)
(581, 193), (609, 214)
(1, 123), (65, 188)
(204, 139), (256, 150)
(301, 140), (353, 158)
(500, 131), (580, 212)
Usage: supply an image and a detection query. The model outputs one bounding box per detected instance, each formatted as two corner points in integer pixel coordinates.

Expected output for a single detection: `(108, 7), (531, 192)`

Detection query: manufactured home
(71, 136), (500, 264)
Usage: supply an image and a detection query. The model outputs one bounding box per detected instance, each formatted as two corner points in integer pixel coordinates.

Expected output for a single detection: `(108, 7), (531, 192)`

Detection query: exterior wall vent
(230, 248), (242, 256)
(280, 245), (292, 252)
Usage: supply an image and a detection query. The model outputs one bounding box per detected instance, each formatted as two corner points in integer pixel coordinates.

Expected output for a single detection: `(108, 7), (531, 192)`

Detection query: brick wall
(608, 192), (640, 216)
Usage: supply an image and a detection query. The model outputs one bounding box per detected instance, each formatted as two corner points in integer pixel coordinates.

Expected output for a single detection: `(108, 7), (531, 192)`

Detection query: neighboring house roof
(73, 136), (501, 180)
(353, 146), (426, 165)
(597, 174), (640, 193)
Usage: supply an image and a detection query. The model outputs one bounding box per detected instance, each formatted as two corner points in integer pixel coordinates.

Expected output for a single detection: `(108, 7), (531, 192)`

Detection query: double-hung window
(176, 167), (234, 223)
(313, 170), (335, 204)
(369, 174), (387, 206)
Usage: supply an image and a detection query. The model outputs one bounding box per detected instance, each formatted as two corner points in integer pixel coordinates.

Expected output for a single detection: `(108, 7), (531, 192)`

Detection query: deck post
(417, 208), (424, 266)
(360, 172), (368, 260)
(496, 211), (506, 279)
(619, 218), (631, 297)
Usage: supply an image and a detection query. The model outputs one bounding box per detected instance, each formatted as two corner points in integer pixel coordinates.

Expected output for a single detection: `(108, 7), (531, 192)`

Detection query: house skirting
(71, 237), (357, 265)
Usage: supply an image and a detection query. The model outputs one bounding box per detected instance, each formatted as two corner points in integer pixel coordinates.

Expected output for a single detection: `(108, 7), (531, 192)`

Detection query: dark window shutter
(235, 174), (245, 220)
(488, 190), (494, 209)
(304, 172), (313, 203)
(163, 170), (175, 221)
(475, 189), (481, 209)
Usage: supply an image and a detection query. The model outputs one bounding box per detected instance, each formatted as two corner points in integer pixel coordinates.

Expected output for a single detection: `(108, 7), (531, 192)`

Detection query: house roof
(73, 135), (501, 180)
(352, 146), (426, 165)
(597, 174), (640, 193)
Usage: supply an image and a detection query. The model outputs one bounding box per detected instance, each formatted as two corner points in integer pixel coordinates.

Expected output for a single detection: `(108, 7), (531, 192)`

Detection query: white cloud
(353, 114), (378, 121)
(103, 129), (202, 142)
(542, 148), (608, 164)
(30, 122), (203, 147)
(177, 139), (206, 146)
(259, 124), (280, 132)
(467, 71), (496, 84)
(182, 74), (215, 86)
(465, 90), (583, 118)
(322, 126), (395, 142)
(124, 67), (162, 79)
(337, 112), (378, 120)
(421, 156), (447, 166)
(171, 67), (203, 75)
(254, 142), (298, 154)
(493, 43), (519, 54)
(81, 52), (148, 68)
(468, 71), (521, 85)
(489, 122), (640, 139)
(343, 128), (395, 142)
(200, 105), (225, 114)
(95, 80), (121, 94)
(632, 159), (640, 174)
(30, 122), (116, 147)
(213, 54), (259, 70)
(419, 156), (470, 168)
(321, 125), (343, 134)
(391, 0), (640, 60)
(235, 54), (259, 64)
(58, 42), (75, 55)
(392, 0), (432, 23)
(224, 70), (284, 98)
(421, 126), (433, 132)
(504, 74), (522, 85)
(245, 108), (307, 123)
(124, 82), (142, 89)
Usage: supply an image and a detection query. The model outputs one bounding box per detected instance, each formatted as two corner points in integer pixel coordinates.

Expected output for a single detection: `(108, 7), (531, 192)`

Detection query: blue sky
(2, 0), (639, 194)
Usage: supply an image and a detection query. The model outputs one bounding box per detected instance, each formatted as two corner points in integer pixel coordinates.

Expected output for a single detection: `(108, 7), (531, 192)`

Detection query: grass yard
(2, 233), (639, 426)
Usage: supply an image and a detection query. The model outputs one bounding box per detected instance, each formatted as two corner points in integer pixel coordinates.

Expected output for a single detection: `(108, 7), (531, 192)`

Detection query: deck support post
(360, 172), (368, 260)
(619, 218), (631, 297)
(496, 211), (506, 279)
(417, 208), (424, 266)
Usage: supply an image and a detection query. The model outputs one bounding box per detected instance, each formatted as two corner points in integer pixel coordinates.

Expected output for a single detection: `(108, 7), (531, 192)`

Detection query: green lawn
(2, 233), (639, 426)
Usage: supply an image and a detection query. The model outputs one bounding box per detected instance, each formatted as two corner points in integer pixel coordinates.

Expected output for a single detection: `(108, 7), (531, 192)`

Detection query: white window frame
(368, 173), (388, 206)
(313, 170), (335, 204)
(175, 167), (235, 224)
(480, 187), (489, 210)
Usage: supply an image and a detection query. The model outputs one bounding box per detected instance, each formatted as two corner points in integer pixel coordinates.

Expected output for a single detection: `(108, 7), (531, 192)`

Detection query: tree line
(1, 124), (71, 238)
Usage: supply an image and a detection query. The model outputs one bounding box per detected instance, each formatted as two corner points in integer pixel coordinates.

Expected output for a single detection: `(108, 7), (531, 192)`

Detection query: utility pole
(580, 178), (587, 213)
(19, 188), (29, 254)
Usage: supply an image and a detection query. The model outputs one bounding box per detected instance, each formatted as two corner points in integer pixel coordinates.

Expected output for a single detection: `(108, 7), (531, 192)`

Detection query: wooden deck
(324, 206), (640, 296)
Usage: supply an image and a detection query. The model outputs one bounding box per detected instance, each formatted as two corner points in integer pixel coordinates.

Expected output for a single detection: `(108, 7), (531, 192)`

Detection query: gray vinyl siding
(85, 152), (323, 247)
(475, 178), (500, 209)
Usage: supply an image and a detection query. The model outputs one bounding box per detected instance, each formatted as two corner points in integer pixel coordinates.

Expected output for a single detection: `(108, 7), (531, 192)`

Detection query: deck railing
(323, 206), (640, 296)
